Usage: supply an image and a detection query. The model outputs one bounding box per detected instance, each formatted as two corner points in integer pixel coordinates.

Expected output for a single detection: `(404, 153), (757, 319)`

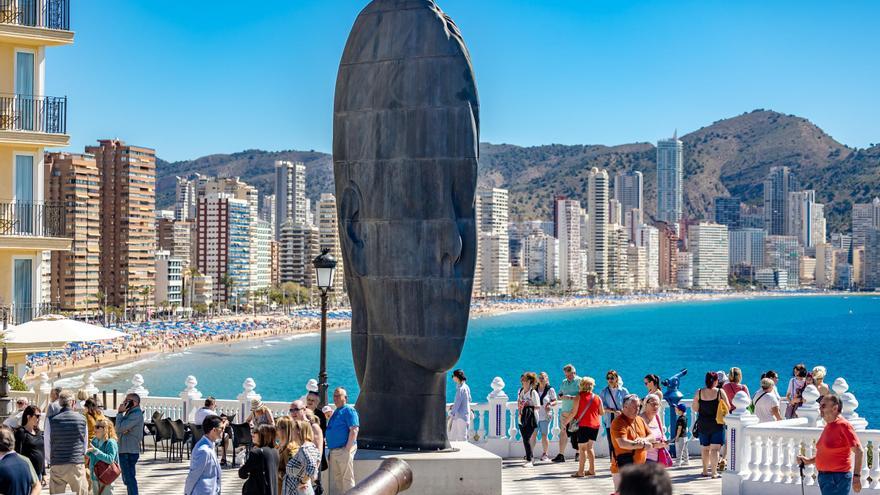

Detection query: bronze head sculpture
(333, 0), (479, 450)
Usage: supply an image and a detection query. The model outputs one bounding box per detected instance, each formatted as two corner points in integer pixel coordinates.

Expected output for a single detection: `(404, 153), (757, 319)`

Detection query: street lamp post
(313, 248), (337, 408)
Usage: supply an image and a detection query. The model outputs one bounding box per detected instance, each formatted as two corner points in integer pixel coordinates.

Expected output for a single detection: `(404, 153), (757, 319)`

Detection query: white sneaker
(540, 454), (550, 462)
(524, 461), (533, 468)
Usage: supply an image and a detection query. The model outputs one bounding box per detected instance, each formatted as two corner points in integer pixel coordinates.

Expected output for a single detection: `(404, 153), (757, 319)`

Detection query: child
(673, 403), (689, 466)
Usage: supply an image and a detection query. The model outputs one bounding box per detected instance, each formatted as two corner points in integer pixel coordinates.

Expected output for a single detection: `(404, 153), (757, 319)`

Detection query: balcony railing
(0, 0), (69, 31)
(0, 94), (67, 135)
(0, 200), (66, 238)
(0, 302), (58, 327)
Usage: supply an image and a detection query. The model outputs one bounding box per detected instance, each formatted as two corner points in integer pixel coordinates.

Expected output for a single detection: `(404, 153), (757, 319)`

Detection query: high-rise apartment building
(607, 225), (630, 292)
(688, 223), (729, 290)
(196, 194), (250, 306)
(175, 176), (196, 221)
(318, 193), (344, 294)
(478, 188), (510, 295)
(864, 228), (880, 289)
(788, 190), (825, 249)
(250, 219), (272, 294)
(523, 230), (558, 285)
(279, 221), (319, 287)
(260, 194), (276, 237)
(676, 252), (693, 289)
(587, 168), (610, 289)
(657, 223), (679, 288)
(729, 228), (766, 276)
(88, 139), (156, 309)
(45, 152), (98, 312)
(627, 244), (648, 291)
(274, 160), (307, 240)
(764, 235), (802, 288)
(155, 250), (183, 309)
(815, 243), (835, 289)
(657, 133), (684, 225)
(714, 197), (741, 228)
(1, 12), (74, 326)
(852, 198), (880, 249)
(634, 224), (660, 289)
(473, 194), (482, 297)
(555, 198), (582, 291)
(763, 166), (798, 236)
(614, 171), (643, 226)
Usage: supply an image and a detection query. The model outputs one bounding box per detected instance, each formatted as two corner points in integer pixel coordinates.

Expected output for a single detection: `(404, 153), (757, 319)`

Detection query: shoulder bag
(785, 380), (805, 419)
(654, 415), (674, 467)
(567, 394), (595, 433)
(94, 459), (121, 487)
(715, 389), (729, 425)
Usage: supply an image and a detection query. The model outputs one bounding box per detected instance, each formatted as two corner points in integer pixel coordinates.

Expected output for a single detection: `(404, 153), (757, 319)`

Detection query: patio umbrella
(2, 314), (126, 345)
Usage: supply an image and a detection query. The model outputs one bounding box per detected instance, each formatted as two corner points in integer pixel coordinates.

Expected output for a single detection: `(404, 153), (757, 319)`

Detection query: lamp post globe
(313, 248), (337, 408)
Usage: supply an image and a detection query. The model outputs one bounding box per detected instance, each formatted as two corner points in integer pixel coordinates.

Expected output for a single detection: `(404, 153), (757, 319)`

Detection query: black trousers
(521, 421), (536, 461)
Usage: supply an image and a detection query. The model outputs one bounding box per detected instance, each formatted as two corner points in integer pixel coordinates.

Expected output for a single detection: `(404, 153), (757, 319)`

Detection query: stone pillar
(83, 374), (99, 397)
(38, 372), (51, 408)
(179, 375), (202, 423)
(833, 378), (868, 430)
(486, 378), (508, 439)
(127, 374), (149, 398)
(723, 391), (759, 495)
(238, 377), (260, 420)
(798, 384), (820, 427)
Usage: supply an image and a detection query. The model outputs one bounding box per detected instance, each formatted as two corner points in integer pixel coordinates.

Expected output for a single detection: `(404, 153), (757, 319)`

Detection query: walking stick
(799, 461), (806, 495)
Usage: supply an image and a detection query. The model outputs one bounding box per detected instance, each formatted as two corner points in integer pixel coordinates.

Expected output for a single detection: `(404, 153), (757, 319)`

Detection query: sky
(48, 0), (880, 162)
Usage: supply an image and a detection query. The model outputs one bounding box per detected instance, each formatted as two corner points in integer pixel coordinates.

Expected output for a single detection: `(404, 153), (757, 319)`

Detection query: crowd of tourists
(449, 362), (863, 495)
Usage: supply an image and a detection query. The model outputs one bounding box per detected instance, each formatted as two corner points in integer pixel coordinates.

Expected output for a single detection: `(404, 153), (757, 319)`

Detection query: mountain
(156, 110), (880, 233)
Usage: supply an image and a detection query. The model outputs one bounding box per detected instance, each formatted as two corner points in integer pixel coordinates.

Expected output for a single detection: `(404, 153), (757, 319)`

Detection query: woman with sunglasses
(86, 419), (119, 495)
(239, 424), (279, 495)
(14, 405), (46, 486)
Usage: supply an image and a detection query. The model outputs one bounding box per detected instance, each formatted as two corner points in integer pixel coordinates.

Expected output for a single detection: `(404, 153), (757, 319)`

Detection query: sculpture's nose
(439, 218), (463, 278)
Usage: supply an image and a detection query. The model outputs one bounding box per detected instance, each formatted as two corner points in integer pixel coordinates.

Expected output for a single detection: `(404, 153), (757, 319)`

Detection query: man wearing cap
(326, 387), (358, 494)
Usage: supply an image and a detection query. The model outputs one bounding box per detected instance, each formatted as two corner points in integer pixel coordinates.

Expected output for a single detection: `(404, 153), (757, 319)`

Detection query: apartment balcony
(0, 0), (72, 46)
(0, 200), (71, 250)
(0, 93), (68, 147)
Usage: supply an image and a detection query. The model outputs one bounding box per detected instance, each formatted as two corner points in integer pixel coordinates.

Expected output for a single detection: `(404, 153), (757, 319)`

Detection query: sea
(68, 295), (880, 417)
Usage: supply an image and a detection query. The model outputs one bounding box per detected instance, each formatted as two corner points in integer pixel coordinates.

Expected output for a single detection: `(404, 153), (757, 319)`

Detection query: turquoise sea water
(90, 295), (879, 416)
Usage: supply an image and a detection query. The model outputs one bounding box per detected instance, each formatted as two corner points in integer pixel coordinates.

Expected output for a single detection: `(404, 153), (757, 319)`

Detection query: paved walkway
(91, 455), (722, 494)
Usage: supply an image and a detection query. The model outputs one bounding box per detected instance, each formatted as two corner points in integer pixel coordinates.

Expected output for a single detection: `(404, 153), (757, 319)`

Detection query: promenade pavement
(90, 455), (722, 495)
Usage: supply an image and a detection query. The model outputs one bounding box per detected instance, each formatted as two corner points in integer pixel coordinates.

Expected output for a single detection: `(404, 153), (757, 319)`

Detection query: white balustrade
(127, 373), (149, 398)
(179, 375), (202, 422)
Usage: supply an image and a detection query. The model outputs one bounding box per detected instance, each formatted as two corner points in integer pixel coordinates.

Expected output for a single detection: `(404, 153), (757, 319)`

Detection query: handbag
(715, 390), (729, 425)
(567, 394), (595, 433)
(94, 459), (121, 486)
(785, 379), (806, 419)
(518, 389), (538, 430)
(654, 415), (674, 467)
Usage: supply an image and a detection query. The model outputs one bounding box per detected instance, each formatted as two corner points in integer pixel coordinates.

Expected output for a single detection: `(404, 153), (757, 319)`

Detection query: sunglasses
(289, 407), (304, 413)
(95, 426), (105, 430)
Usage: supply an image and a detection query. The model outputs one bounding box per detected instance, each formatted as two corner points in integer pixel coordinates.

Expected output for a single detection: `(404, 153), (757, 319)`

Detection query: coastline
(34, 290), (870, 386)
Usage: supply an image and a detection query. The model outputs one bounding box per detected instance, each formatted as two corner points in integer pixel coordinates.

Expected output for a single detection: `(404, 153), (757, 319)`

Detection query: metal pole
(318, 288), (329, 408)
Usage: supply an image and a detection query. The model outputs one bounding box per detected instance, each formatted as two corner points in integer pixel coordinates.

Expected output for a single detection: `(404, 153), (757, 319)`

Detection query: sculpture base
(347, 442), (501, 495)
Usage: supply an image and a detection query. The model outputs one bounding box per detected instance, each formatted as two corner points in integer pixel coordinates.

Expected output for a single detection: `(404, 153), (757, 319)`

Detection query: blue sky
(49, 0), (879, 162)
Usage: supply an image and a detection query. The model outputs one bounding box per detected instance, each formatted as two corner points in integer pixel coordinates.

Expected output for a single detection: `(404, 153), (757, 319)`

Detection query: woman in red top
(564, 376), (604, 478)
(798, 394), (863, 495)
(721, 367), (750, 411)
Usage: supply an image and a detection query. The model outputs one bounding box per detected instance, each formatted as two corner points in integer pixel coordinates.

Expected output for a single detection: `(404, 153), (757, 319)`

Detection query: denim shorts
(537, 419), (550, 439)
(698, 429), (724, 446)
(817, 471), (853, 495)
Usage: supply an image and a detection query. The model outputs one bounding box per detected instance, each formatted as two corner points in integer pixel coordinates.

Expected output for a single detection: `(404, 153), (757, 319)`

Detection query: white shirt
(535, 385), (557, 422)
(194, 407), (216, 425)
(753, 388), (780, 423)
(2, 411), (23, 428)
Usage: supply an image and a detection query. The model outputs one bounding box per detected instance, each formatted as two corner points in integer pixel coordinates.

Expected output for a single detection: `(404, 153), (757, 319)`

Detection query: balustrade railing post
(238, 378), (260, 421)
(869, 441), (880, 490)
(798, 384), (820, 427)
(748, 434), (763, 482)
(127, 374), (149, 399)
(37, 372), (51, 409)
(179, 375), (202, 423)
(723, 391), (758, 493)
(485, 377), (508, 440)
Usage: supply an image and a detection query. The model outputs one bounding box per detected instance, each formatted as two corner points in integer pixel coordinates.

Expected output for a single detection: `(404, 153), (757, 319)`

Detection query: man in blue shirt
(0, 425), (39, 495)
(185, 415), (224, 495)
(553, 364), (580, 462)
(326, 387), (359, 494)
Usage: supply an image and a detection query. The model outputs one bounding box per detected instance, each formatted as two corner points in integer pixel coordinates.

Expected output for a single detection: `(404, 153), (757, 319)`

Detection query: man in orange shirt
(798, 395), (863, 495)
(610, 394), (657, 492)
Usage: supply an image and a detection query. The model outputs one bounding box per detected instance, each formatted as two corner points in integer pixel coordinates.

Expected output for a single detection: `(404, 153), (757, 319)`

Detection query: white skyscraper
(634, 224), (660, 289)
(274, 160), (307, 240)
(788, 190), (825, 249)
(587, 168), (610, 289)
(478, 188), (510, 295)
(764, 235), (802, 288)
(249, 219), (272, 293)
(852, 198), (880, 249)
(555, 198), (582, 291)
(175, 176), (196, 221)
(614, 170), (643, 227)
(607, 225), (631, 292)
(524, 230), (558, 285)
(676, 252), (693, 289)
(689, 223), (729, 290)
(657, 133), (684, 225)
(627, 244), (648, 290)
(279, 221), (319, 287)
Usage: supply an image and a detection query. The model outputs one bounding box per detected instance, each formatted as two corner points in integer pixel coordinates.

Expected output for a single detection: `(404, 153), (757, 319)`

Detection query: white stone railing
(724, 378), (879, 495)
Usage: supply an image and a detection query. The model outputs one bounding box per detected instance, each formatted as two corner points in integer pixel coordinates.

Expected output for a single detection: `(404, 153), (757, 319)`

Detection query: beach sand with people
(31, 290), (865, 386)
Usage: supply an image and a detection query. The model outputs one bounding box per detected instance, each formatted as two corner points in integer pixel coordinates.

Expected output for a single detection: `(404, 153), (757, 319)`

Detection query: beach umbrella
(2, 314), (126, 345)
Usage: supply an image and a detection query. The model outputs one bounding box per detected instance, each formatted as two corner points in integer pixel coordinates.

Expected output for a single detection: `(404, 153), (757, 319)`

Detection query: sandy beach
(32, 290), (866, 387)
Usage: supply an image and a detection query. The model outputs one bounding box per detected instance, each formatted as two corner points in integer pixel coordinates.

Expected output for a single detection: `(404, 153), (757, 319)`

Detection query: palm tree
(220, 274), (234, 312)
(138, 286), (151, 321)
(186, 267), (201, 309)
